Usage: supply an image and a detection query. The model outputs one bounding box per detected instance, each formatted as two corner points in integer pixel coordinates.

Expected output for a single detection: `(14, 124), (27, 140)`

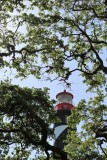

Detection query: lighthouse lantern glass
(57, 94), (72, 104)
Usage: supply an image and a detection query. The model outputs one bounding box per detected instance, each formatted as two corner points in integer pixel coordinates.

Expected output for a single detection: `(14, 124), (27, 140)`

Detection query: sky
(0, 66), (92, 106)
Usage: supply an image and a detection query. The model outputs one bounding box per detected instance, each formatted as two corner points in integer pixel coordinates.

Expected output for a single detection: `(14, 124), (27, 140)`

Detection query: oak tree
(0, 0), (107, 159)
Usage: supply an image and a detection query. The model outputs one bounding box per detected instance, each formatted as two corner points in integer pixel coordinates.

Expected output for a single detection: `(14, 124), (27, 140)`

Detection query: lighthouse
(54, 90), (74, 151)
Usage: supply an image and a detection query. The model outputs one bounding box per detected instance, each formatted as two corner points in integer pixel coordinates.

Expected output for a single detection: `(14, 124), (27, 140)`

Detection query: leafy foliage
(0, 0), (107, 84)
(65, 89), (107, 159)
(0, 81), (67, 159)
(0, 0), (107, 160)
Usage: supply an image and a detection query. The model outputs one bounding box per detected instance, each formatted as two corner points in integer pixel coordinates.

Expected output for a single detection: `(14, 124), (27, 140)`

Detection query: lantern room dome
(56, 90), (73, 99)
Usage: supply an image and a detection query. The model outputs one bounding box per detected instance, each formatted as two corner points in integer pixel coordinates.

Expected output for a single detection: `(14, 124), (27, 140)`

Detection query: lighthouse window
(61, 98), (67, 103)
(57, 94), (72, 104)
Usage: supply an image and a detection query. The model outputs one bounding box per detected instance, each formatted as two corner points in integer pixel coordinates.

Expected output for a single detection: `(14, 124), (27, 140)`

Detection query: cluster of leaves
(65, 89), (107, 159)
(0, 0), (107, 160)
(0, 0), (106, 84)
(0, 81), (67, 160)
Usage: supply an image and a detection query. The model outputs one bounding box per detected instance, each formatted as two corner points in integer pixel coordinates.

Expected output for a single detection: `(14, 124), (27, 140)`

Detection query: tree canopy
(1, 0), (107, 84)
(0, 81), (68, 160)
(0, 0), (107, 159)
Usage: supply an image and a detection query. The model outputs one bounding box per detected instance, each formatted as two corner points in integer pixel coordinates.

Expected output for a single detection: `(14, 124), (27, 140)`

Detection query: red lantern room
(54, 90), (74, 111)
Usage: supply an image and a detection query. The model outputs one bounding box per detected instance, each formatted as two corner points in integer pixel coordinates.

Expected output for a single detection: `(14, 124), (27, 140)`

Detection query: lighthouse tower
(54, 90), (74, 151)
